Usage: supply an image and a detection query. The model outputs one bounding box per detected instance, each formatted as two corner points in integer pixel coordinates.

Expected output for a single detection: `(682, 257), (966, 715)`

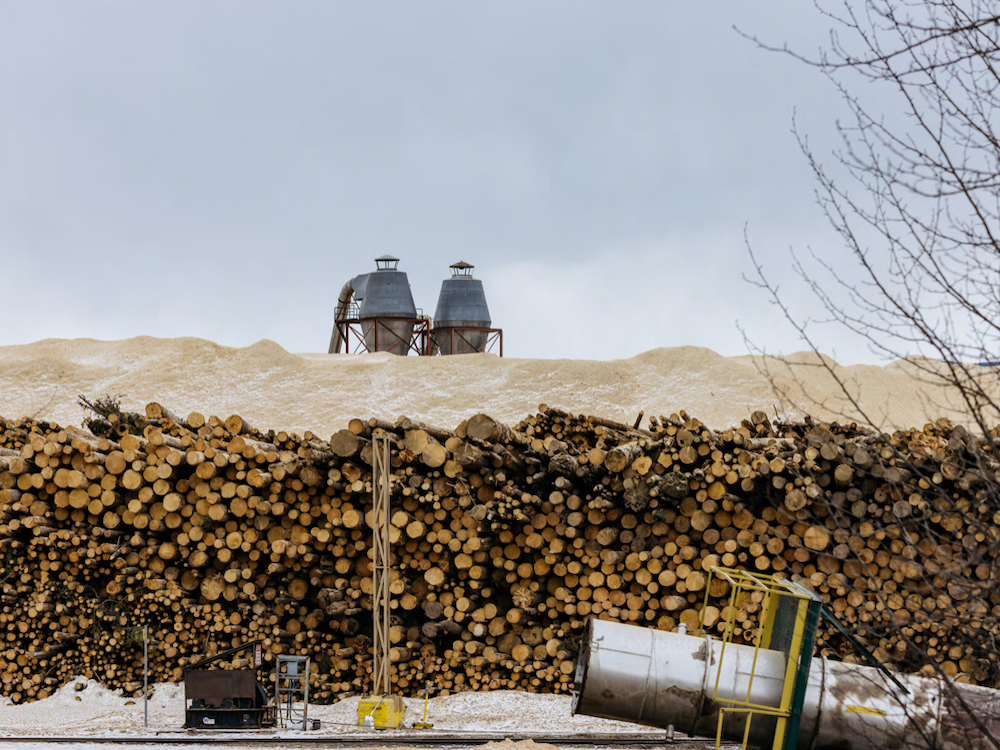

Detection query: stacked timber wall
(0, 403), (995, 702)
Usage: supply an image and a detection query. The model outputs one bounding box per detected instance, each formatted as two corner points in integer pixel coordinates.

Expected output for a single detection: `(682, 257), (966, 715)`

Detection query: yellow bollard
(414, 682), (434, 729)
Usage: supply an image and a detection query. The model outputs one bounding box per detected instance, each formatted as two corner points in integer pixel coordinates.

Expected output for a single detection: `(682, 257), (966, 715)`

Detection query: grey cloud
(0, 1), (858, 359)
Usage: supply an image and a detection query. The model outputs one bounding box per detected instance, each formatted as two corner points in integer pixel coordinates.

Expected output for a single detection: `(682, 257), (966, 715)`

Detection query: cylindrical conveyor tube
(572, 618), (1000, 750)
(328, 279), (357, 354)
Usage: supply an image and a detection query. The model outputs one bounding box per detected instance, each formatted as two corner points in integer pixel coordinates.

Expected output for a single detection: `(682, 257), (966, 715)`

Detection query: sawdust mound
(0, 337), (993, 434)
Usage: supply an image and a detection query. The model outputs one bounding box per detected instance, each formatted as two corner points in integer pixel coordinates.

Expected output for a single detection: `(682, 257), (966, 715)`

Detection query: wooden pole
(372, 434), (391, 697)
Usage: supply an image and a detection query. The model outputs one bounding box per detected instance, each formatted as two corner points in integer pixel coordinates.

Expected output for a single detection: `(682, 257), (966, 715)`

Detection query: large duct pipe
(572, 618), (1000, 750)
(328, 279), (358, 354)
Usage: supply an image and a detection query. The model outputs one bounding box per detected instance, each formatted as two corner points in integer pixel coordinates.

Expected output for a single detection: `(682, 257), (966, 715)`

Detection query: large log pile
(0, 400), (997, 703)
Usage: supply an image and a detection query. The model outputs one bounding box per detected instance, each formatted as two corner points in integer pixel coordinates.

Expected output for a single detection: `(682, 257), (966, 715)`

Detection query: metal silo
(358, 256), (417, 354)
(328, 256), (417, 355)
(432, 261), (492, 355)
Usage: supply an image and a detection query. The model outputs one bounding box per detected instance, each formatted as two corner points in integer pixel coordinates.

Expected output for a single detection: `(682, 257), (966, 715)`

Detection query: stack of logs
(0, 401), (998, 703)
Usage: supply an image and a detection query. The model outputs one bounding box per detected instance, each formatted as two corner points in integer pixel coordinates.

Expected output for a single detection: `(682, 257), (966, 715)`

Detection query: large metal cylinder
(573, 618), (1000, 750)
(432, 261), (491, 355)
(356, 256), (416, 355)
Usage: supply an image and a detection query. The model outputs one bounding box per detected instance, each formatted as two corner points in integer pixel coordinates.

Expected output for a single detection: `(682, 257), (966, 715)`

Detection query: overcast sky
(1, 2), (872, 362)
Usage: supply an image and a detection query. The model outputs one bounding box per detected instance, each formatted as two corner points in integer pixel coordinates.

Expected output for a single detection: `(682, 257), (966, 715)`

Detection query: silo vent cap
(375, 255), (400, 271)
(450, 261), (475, 278)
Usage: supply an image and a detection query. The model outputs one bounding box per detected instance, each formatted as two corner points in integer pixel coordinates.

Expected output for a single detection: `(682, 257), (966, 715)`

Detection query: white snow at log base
(0, 678), (657, 736)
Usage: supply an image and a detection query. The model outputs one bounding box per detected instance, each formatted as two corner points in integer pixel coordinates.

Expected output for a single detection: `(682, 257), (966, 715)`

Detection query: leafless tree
(744, 2), (1000, 746)
(747, 0), (1000, 428)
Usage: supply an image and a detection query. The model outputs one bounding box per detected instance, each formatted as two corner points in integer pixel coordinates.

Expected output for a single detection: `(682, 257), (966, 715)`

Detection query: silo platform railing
(430, 326), (503, 357)
(332, 311), (431, 356)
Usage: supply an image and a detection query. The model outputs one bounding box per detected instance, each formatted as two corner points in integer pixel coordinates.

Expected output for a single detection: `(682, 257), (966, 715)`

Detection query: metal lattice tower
(274, 655), (310, 730)
(371, 434), (391, 696)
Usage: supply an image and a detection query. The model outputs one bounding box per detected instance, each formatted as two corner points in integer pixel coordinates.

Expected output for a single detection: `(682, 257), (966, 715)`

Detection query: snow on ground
(0, 680), (739, 749)
(0, 679), (653, 737)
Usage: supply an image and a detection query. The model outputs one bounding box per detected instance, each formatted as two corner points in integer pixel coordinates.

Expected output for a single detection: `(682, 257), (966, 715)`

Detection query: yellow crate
(358, 695), (406, 728)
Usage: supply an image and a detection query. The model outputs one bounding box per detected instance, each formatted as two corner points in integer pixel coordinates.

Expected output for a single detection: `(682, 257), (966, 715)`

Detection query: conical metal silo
(356, 256), (417, 355)
(432, 261), (492, 355)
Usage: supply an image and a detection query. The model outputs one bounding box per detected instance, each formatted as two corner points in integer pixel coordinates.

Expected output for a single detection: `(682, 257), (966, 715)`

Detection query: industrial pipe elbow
(328, 277), (359, 354)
